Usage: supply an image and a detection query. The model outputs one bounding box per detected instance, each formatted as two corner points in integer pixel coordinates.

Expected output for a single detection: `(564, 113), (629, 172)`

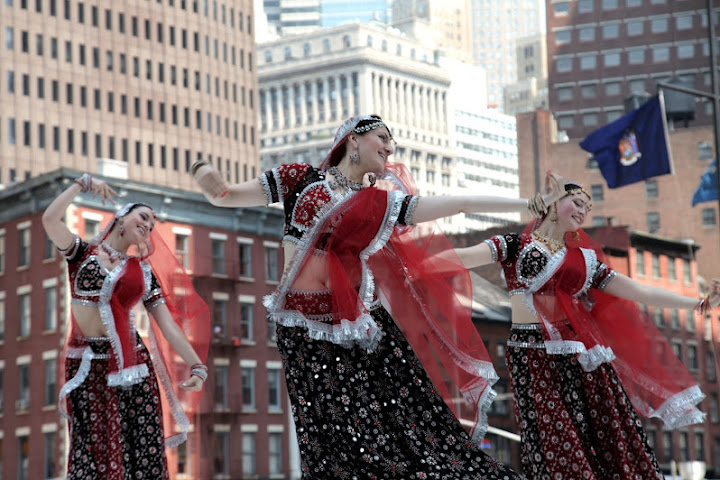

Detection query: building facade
(257, 23), (457, 207)
(320, 0), (390, 27)
(546, 0), (712, 140)
(0, 0), (259, 191)
(0, 169), (294, 479)
(262, 0), (321, 36)
(503, 33), (549, 116)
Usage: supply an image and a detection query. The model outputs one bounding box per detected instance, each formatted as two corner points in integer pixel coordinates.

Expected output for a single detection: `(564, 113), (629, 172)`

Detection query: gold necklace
(532, 230), (565, 254)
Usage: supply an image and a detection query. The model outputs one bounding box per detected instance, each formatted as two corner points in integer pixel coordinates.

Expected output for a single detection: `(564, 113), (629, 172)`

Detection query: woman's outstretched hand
(91, 179), (119, 205)
(193, 164), (229, 198)
(542, 170), (565, 207)
(179, 375), (204, 392)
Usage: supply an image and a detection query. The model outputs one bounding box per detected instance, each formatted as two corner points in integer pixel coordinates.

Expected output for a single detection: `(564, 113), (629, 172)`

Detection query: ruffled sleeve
(59, 235), (86, 263)
(483, 233), (520, 264)
(258, 163), (312, 205)
(591, 260), (617, 290)
(143, 271), (166, 309)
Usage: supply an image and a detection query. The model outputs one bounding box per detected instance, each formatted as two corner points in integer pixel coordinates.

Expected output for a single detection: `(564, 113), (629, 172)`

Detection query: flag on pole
(579, 92), (674, 188)
(692, 158), (718, 206)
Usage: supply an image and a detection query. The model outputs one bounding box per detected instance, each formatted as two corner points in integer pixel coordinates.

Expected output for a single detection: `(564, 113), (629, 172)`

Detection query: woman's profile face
(555, 193), (591, 231)
(355, 127), (394, 174)
(119, 206), (156, 243)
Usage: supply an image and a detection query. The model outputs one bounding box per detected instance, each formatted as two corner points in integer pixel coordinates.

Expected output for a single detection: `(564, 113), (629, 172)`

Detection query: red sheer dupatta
(527, 226), (704, 429)
(267, 164), (499, 444)
(146, 228), (211, 448)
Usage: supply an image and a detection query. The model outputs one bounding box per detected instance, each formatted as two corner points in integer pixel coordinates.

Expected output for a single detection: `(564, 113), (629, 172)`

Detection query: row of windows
(6, 430), (59, 480)
(555, 43), (706, 74)
(634, 249), (694, 283)
(5, 0), (252, 35)
(558, 101), (714, 130)
(211, 429), (283, 477)
(1, 120), (256, 183)
(554, 0), (669, 15)
(555, 13), (700, 45)
(3, 73), (253, 136)
(3, 29), (254, 84)
(211, 361), (282, 414)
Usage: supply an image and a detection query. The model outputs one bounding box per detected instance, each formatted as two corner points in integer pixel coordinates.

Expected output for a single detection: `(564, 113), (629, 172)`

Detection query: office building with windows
(261, 0), (321, 36)
(0, 0), (259, 191)
(547, 0), (711, 140)
(0, 169), (293, 479)
(503, 33), (548, 115)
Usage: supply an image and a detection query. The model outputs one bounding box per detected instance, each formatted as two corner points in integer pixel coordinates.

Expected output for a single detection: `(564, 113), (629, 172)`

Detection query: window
(627, 19), (644, 36)
(18, 362), (30, 405)
(676, 14), (693, 30)
(651, 253), (661, 278)
(602, 23), (619, 38)
(707, 348), (715, 380)
(651, 17), (668, 33)
(591, 184), (604, 202)
(556, 57), (572, 73)
(242, 366), (255, 409)
(699, 141), (714, 160)
(555, 30), (571, 44)
(214, 364), (228, 409)
(579, 53), (596, 70)
(581, 84), (597, 98)
(237, 300), (254, 341)
(196, 276), (224, 339)
(711, 394), (719, 423)
(601, 0), (618, 9)
(667, 257), (676, 281)
(557, 115), (574, 129)
(0, 295), (5, 342)
(578, 0), (593, 13)
(645, 179), (658, 198)
(44, 285), (57, 331)
(628, 49), (645, 64)
(5, 27), (14, 50)
(19, 226), (30, 267)
(238, 241), (252, 278)
(680, 431), (689, 461)
(582, 113), (599, 127)
(670, 309), (680, 329)
(175, 233), (189, 269)
(242, 432), (257, 475)
(269, 432), (283, 474)
(636, 250), (645, 276)
(687, 344), (698, 370)
(697, 432), (705, 462)
(629, 78), (645, 93)
(45, 357), (57, 405)
(677, 43), (694, 59)
(214, 431), (229, 475)
(19, 290), (31, 337)
(18, 435), (29, 480)
(702, 208), (716, 226)
(603, 51), (620, 67)
(647, 212), (660, 233)
(578, 26), (595, 42)
(8, 118), (16, 145)
(684, 259), (692, 284)
(663, 431), (672, 462)
(265, 245), (279, 282)
(177, 441), (188, 474)
(557, 86), (573, 101)
(553, 1), (569, 14)
(268, 367), (282, 412)
(626, 0), (641, 5)
(211, 238), (226, 274)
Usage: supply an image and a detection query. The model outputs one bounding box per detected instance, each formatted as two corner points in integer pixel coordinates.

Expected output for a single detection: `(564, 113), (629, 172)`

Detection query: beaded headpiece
(320, 116), (389, 169)
(563, 182), (592, 211)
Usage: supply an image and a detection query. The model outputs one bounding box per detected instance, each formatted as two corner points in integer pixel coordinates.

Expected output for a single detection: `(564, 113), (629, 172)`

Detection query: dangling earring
(549, 205), (558, 223)
(118, 223), (125, 237)
(572, 231), (580, 242)
(350, 150), (359, 164)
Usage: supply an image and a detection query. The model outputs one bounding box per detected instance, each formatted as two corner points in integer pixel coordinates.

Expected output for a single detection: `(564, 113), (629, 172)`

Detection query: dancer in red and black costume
(42, 174), (211, 480)
(192, 115), (567, 479)
(454, 178), (720, 480)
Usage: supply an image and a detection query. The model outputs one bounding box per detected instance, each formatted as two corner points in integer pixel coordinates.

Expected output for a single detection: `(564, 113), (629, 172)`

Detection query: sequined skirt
(276, 305), (524, 479)
(64, 337), (169, 480)
(506, 325), (663, 480)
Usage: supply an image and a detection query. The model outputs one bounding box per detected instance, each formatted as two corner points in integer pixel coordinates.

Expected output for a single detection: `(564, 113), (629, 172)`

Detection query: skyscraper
(320, 0), (390, 27)
(0, 0), (259, 191)
(262, 0), (321, 35)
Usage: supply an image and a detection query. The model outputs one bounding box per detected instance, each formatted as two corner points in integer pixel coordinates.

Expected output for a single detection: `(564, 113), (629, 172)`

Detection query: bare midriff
(283, 242), (331, 291)
(71, 305), (109, 337)
(510, 295), (540, 324)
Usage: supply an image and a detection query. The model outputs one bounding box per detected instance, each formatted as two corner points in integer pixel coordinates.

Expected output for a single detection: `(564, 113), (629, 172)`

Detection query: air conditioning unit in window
(15, 398), (29, 411)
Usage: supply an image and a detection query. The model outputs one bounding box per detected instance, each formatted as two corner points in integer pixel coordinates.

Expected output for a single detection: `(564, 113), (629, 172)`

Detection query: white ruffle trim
(468, 385), (497, 446)
(650, 385), (706, 429)
(58, 347), (95, 421)
(265, 293), (383, 352)
(545, 341), (616, 372)
(108, 363), (150, 387)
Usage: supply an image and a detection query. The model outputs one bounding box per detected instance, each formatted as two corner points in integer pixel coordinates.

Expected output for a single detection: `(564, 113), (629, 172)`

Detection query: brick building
(0, 0), (258, 191)
(449, 224), (720, 475)
(546, 0), (712, 140)
(0, 169), (294, 479)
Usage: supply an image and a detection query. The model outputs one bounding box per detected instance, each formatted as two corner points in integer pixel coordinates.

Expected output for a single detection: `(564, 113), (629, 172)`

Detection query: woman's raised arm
(192, 163), (267, 208)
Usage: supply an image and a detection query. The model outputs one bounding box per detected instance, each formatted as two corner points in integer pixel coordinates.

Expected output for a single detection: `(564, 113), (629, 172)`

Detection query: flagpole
(657, 0), (720, 239)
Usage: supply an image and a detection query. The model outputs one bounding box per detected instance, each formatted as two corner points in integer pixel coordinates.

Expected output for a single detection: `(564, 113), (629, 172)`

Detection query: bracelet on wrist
(695, 295), (710, 315)
(74, 173), (92, 193)
(190, 160), (210, 176)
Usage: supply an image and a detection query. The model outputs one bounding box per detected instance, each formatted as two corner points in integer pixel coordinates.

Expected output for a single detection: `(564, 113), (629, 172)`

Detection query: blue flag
(692, 158), (718, 206)
(579, 94), (673, 188)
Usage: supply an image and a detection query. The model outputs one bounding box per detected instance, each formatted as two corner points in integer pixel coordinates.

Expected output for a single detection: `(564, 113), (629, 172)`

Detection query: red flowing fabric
(109, 258), (146, 373)
(527, 224), (704, 428)
(293, 164), (498, 442)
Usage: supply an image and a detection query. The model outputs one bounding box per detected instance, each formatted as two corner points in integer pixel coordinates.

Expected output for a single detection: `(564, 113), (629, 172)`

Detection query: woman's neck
(103, 231), (131, 253)
(335, 159), (365, 184)
(533, 222), (566, 242)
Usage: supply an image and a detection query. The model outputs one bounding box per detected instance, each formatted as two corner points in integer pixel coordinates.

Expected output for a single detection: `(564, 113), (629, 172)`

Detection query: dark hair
(331, 115), (391, 165)
(123, 203), (155, 216)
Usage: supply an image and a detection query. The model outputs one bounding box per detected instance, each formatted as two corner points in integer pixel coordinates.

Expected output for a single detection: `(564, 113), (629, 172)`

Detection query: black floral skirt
(276, 305), (523, 479)
(64, 337), (169, 480)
